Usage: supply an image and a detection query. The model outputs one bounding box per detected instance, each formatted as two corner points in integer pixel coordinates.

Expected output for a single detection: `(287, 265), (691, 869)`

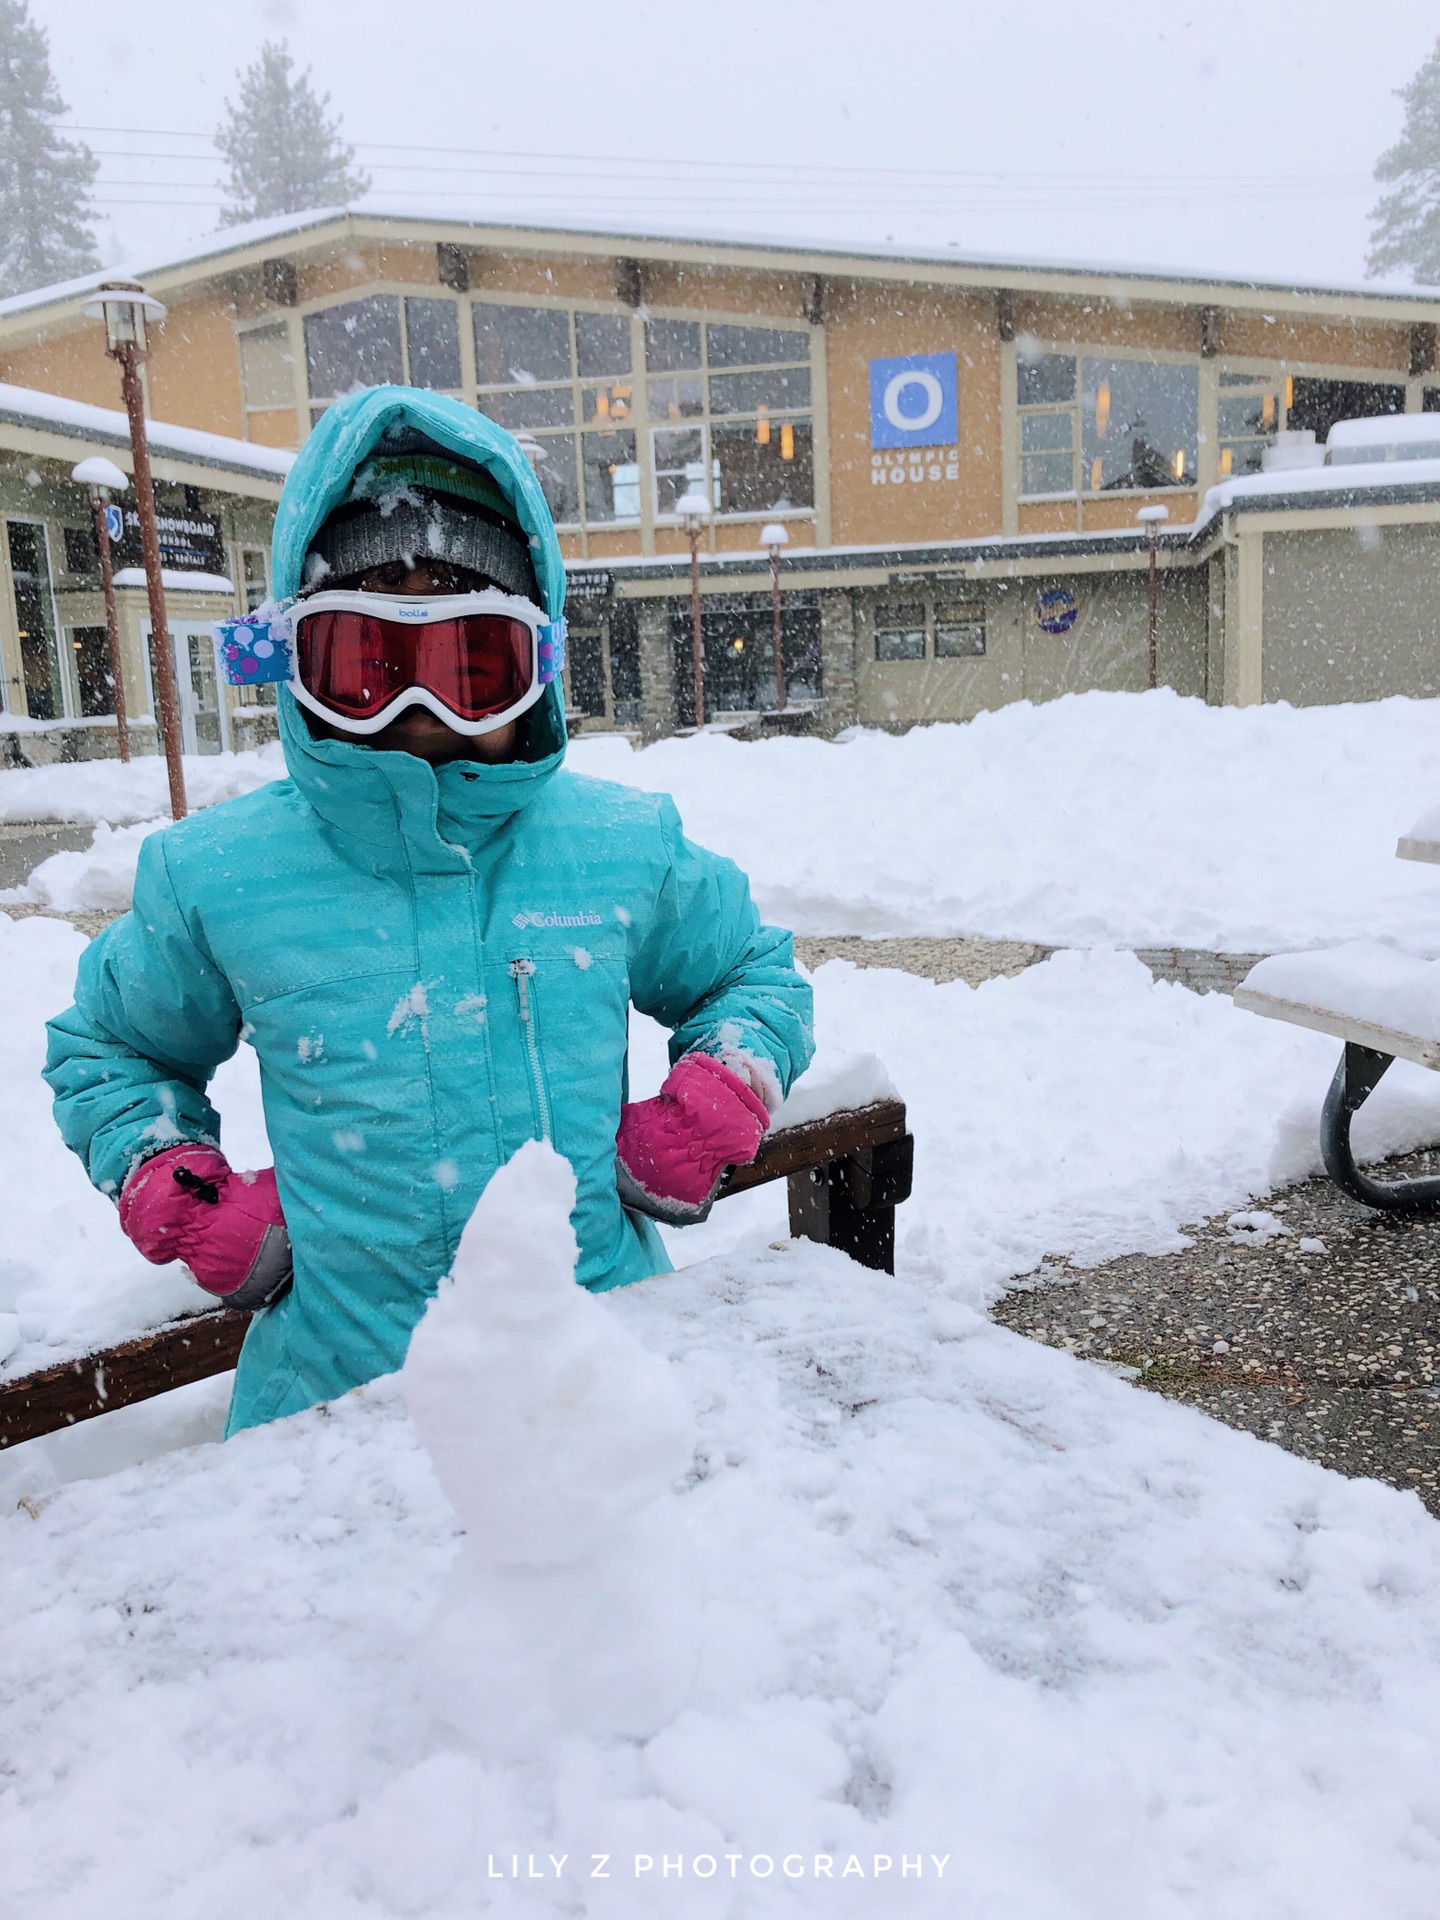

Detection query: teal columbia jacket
(43, 387), (814, 1435)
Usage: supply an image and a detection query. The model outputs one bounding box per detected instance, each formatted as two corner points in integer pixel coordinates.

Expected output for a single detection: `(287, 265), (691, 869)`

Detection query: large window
(290, 292), (815, 535)
(1018, 350), (1198, 496)
(7, 521), (63, 720)
(646, 319), (812, 519)
(474, 302), (637, 529)
(304, 296), (461, 423)
(1217, 372), (1281, 478)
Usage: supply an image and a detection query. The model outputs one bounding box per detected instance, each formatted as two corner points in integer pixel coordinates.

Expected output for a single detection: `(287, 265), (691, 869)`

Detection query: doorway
(143, 620), (231, 755)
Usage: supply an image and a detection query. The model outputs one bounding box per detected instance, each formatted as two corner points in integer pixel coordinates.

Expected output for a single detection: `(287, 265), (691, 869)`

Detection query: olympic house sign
(868, 353), (959, 489)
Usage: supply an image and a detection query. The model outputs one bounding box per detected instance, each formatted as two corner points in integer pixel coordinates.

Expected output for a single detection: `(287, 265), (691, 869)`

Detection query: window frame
(1016, 340), (1205, 502)
(4, 517), (69, 720)
(275, 284), (822, 546)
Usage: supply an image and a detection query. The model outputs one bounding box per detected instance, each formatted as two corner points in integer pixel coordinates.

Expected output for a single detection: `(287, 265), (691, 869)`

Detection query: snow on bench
(1396, 802), (1440, 867)
(0, 1083), (913, 1451)
(1235, 943), (1440, 1213)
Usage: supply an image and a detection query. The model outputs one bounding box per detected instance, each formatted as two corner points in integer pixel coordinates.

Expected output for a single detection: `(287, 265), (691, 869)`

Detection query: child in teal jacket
(44, 388), (814, 1435)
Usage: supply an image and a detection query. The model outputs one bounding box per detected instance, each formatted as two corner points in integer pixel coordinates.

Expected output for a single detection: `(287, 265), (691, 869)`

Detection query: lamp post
(676, 485), (712, 730)
(82, 280), (187, 818)
(70, 455), (131, 762)
(759, 521), (789, 712)
(1137, 504), (1170, 691)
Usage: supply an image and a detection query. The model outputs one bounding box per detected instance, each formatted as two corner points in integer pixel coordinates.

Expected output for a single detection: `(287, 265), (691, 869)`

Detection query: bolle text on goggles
(213, 591), (567, 738)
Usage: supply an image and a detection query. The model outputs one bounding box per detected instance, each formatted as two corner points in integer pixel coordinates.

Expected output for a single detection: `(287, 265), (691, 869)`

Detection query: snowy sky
(35, 0), (1440, 291)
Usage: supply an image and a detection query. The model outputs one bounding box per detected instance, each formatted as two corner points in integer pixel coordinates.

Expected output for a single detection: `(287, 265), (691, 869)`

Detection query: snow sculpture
(401, 1140), (700, 1757)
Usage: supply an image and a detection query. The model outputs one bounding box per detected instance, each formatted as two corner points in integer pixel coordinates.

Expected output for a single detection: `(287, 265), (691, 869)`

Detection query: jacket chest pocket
(493, 950), (630, 1153)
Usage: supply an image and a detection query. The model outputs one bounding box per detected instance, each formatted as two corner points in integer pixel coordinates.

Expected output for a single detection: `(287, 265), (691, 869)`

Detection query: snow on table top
(18, 690), (1440, 954)
(1240, 941), (1440, 1050)
(7, 1244), (1440, 1916)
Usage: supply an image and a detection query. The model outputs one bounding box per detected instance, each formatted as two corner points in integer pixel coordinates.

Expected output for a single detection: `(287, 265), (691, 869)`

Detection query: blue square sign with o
(869, 353), (958, 450)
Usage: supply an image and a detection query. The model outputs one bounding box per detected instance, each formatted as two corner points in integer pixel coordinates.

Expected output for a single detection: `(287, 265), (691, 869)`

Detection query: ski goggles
(283, 590), (565, 737)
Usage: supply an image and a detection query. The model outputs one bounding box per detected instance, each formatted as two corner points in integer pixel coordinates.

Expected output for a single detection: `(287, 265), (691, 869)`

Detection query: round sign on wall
(1033, 587), (1081, 635)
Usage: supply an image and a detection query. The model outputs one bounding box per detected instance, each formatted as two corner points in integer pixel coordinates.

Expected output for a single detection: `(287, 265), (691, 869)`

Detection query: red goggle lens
(295, 610), (534, 721)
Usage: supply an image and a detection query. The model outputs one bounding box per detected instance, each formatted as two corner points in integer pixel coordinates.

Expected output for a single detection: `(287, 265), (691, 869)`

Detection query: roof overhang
(3, 210), (1439, 348)
(0, 410), (286, 501)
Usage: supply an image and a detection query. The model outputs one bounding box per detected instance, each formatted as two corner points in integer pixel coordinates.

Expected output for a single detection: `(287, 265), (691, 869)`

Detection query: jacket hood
(271, 386), (567, 620)
(269, 387), (569, 848)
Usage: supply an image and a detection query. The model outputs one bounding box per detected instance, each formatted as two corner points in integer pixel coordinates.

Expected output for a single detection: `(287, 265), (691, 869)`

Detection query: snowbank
(0, 741), (285, 826)
(13, 694), (1440, 953)
(6, 1242), (1440, 1916)
(566, 693), (1440, 953)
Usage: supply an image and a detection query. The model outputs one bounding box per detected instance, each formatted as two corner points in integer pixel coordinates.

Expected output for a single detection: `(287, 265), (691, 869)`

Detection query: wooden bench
(0, 1098), (913, 1453)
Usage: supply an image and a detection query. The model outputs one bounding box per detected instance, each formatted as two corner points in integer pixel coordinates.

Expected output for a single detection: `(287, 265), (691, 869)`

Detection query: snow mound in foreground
(401, 1141), (698, 1754)
(7, 1244), (1440, 1917)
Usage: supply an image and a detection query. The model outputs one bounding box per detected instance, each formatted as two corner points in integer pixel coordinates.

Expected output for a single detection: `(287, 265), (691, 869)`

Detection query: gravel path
(992, 1150), (1440, 1512)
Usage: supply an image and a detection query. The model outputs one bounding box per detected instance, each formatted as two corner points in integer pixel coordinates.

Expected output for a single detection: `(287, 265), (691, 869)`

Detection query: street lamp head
(71, 455), (129, 496)
(759, 522), (789, 552)
(82, 280), (167, 356)
(674, 487), (712, 525)
(512, 430), (549, 470)
(1136, 504), (1170, 525)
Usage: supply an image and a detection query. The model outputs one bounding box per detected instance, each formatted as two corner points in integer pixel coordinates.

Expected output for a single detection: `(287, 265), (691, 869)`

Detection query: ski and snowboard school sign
(109, 498), (224, 575)
(869, 353), (959, 490)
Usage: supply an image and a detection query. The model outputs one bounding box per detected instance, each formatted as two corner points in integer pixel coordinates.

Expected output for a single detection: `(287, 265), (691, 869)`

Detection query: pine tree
(215, 41), (369, 228)
(0, 0), (99, 298)
(1368, 38), (1440, 283)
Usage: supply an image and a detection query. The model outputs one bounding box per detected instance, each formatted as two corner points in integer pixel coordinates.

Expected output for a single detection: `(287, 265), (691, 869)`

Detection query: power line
(62, 121), (1370, 196)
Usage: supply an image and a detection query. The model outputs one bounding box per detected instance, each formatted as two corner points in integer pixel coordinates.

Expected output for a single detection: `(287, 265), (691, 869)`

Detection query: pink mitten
(616, 1052), (770, 1225)
(118, 1144), (292, 1311)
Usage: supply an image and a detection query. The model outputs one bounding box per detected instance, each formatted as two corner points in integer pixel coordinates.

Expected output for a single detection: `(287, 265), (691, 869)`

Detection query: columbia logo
(512, 909), (603, 930)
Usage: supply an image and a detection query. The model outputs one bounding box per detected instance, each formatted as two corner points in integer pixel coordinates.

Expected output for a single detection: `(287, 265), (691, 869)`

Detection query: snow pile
(1243, 940), (1440, 1039)
(14, 820), (165, 913)
(633, 949), (1440, 1287)
(7, 1244), (1440, 1916)
(0, 740), (285, 825)
(569, 690), (1440, 952)
(400, 1141), (698, 1756)
(14, 693), (1440, 951)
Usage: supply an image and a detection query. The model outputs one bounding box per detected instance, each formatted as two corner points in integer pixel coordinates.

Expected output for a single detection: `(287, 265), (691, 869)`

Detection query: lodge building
(1, 209), (1439, 757)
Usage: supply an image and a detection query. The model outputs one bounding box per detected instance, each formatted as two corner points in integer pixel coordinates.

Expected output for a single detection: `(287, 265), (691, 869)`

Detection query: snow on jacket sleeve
(629, 794), (814, 1111)
(43, 831), (244, 1197)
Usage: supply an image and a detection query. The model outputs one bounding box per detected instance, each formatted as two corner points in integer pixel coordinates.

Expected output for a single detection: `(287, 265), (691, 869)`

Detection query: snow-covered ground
(11, 691), (1440, 950)
(7, 1192), (1440, 1917)
(9, 695), (1440, 1914)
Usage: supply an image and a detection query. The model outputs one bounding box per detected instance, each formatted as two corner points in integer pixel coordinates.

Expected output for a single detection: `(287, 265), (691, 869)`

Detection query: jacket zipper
(510, 958), (552, 1143)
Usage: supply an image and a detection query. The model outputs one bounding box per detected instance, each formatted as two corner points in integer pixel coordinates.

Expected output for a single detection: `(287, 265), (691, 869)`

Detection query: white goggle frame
(289, 589), (552, 738)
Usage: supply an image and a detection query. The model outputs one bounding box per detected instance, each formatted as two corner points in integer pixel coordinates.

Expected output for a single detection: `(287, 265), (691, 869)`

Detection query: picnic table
(1235, 807), (1440, 1213)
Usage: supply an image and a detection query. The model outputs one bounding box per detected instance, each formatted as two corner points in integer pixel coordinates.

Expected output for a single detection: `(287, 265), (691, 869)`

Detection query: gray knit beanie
(303, 452), (539, 601)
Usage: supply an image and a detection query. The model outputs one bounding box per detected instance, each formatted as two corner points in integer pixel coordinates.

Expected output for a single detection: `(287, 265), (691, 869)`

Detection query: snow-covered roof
(1327, 413), (1440, 451)
(0, 382), (294, 484)
(111, 568), (236, 594)
(1, 203), (1438, 327)
(1196, 455), (1440, 528)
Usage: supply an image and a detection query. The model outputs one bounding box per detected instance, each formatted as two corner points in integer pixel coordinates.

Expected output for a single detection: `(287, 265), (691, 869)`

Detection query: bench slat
(1397, 836), (1440, 867)
(0, 1099), (909, 1453)
(1233, 984), (1440, 1071)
